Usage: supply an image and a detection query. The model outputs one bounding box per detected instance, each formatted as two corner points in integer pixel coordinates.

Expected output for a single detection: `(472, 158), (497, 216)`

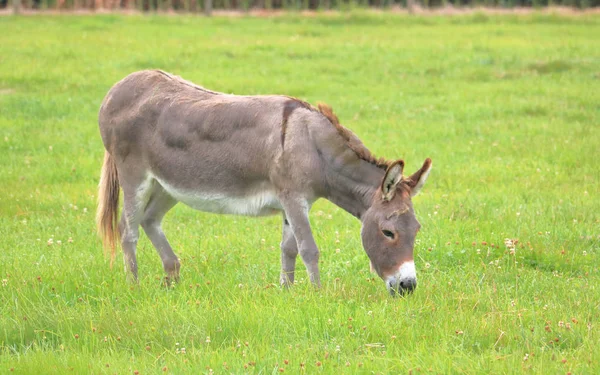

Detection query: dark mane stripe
(280, 97), (316, 148)
(316, 103), (392, 170)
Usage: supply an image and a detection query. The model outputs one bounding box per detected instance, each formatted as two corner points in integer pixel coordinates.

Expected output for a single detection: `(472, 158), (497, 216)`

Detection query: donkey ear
(406, 158), (432, 197)
(381, 160), (404, 201)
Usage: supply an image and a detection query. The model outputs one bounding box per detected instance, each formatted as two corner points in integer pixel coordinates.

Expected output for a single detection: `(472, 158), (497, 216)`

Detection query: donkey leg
(280, 214), (298, 287)
(118, 190), (146, 282)
(279, 196), (320, 287)
(141, 187), (180, 284)
(116, 169), (153, 282)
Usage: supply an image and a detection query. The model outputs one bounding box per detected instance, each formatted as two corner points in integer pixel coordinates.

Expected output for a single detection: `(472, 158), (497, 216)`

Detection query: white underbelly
(155, 177), (282, 217)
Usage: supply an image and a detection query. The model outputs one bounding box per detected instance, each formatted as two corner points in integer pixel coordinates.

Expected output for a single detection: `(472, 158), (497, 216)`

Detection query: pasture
(1, 12), (599, 374)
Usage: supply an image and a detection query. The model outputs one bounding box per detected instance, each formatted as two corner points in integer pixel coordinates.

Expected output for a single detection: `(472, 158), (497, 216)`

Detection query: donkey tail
(96, 151), (120, 265)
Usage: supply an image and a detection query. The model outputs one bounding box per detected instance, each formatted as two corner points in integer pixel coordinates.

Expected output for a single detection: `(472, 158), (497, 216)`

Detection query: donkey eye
(382, 230), (395, 239)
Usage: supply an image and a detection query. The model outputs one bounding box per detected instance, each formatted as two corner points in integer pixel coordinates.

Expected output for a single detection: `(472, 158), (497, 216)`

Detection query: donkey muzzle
(385, 261), (417, 296)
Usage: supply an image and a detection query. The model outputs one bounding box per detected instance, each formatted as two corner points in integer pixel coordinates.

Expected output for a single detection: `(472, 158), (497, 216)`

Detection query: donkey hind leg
(140, 186), (180, 284)
(119, 182), (152, 282)
(278, 196), (320, 287)
(280, 214), (298, 287)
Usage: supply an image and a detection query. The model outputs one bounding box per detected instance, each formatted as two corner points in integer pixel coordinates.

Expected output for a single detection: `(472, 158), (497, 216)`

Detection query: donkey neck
(324, 158), (384, 220)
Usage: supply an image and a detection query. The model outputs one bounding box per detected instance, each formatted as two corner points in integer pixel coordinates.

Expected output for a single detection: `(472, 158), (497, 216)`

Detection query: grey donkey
(96, 70), (432, 295)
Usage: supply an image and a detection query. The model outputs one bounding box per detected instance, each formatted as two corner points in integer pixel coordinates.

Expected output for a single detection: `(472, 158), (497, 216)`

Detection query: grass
(1, 11), (599, 374)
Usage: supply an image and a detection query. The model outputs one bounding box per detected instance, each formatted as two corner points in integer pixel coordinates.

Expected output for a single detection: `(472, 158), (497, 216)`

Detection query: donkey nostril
(400, 279), (417, 292)
(387, 277), (417, 296)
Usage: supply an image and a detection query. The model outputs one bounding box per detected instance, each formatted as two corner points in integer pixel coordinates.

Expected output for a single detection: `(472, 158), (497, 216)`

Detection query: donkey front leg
(279, 197), (321, 287)
(280, 214), (298, 287)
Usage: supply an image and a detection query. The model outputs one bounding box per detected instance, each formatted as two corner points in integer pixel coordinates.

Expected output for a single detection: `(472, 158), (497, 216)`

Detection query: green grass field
(1, 12), (599, 374)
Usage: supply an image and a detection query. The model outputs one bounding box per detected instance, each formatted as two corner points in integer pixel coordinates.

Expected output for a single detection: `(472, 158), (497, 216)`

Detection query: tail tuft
(95, 151), (120, 266)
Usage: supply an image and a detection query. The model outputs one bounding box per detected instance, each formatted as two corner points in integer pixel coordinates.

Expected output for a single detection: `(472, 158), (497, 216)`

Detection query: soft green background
(1, 12), (599, 374)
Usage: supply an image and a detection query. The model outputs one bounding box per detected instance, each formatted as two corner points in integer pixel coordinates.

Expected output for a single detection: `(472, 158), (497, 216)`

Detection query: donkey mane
(154, 69), (222, 96)
(316, 103), (393, 170)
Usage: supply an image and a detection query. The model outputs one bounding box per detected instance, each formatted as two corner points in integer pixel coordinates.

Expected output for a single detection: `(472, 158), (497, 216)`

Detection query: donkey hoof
(163, 274), (179, 288)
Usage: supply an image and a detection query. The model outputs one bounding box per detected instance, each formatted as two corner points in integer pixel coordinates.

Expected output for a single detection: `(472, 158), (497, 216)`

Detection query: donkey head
(360, 158), (432, 296)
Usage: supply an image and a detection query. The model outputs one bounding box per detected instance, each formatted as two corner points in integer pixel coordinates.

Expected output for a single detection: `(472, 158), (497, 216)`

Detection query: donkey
(96, 70), (432, 295)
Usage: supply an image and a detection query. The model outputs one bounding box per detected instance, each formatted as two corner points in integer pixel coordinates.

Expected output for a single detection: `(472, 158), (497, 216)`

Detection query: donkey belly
(155, 176), (282, 217)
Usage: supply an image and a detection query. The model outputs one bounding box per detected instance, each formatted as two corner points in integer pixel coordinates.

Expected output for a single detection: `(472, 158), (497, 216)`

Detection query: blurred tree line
(2, 0), (598, 13)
